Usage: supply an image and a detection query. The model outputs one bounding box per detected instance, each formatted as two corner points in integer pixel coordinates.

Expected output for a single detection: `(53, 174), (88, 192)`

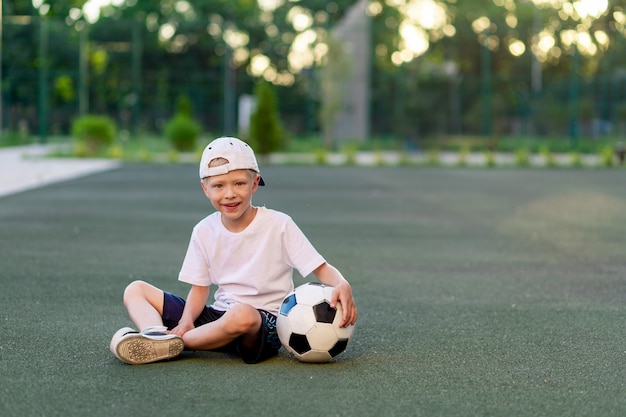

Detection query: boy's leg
(182, 303), (262, 351)
(123, 280), (167, 330)
(110, 280), (184, 365)
(238, 310), (280, 364)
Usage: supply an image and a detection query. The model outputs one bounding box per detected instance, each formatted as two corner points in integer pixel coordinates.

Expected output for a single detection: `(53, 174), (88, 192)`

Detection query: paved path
(0, 144), (121, 198)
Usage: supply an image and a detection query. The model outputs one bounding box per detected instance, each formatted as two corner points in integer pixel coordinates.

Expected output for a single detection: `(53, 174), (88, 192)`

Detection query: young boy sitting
(110, 136), (358, 364)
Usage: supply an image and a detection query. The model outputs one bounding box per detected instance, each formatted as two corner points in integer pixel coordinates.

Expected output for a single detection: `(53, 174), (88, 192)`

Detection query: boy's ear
(252, 174), (261, 191)
(200, 180), (210, 197)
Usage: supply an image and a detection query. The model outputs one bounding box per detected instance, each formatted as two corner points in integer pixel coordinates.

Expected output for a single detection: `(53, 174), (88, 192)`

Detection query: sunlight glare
(82, 0), (125, 23)
(258, 0), (284, 12)
(250, 54), (271, 77)
(573, 0), (608, 20)
(508, 39), (525, 56)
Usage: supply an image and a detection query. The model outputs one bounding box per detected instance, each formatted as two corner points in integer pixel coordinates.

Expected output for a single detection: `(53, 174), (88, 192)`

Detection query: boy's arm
(312, 262), (358, 328)
(170, 284), (210, 337)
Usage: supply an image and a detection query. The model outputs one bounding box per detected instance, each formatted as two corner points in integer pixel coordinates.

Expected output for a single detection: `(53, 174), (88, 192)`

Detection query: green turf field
(1, 165), (625, 416)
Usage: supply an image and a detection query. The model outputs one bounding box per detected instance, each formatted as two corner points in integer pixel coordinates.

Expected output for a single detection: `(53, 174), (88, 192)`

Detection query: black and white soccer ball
(277, 282), (355, 363)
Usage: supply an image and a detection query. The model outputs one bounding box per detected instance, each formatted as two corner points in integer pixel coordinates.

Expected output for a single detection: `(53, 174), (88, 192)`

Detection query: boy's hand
(170, 320), (194, 337)
(312, 262), (358, 328)
(330, 280), (358, 328)
(169, 285), (209, 337)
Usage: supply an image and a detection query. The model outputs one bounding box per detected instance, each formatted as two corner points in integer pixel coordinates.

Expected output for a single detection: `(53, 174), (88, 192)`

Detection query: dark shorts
(162, 292), (281, 364)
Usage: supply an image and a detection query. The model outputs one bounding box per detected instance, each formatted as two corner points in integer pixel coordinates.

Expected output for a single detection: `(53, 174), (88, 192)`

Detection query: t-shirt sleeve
(178, 226), (211, 286)
(283, 217), (326, 278)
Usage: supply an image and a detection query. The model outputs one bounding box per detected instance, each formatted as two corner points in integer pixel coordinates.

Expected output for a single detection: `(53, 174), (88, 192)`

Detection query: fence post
(568, 47), (580, 147)
(481, 44), (492, 137)
(223, 44), (235, 136)
(78, 23), (89, 116)
(131, 18), (142, 135)
(38, 17), (49, 143)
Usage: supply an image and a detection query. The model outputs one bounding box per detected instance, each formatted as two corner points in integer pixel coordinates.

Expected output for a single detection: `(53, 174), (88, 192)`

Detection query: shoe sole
(114, 334), (184, 365)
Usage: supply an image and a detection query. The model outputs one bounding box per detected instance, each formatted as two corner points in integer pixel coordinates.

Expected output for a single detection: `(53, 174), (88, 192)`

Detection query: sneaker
(110, 326), (184, 365)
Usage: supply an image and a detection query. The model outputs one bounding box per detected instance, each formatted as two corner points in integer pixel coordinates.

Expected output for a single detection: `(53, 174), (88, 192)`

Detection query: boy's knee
(230, 304), (262, 334)
(123, 280), (149, 304)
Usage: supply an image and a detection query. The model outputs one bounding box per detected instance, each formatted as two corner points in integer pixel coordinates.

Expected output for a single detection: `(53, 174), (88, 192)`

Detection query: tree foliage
(4, 0), (626, 140)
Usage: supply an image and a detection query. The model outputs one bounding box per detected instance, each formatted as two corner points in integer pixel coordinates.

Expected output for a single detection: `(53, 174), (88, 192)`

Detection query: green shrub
(341, 143), (358, 165)
(138, 148), (154, 162)
(540, 145), (556, 167)
(315, 148), (328, 165)
(0, 131), (31, 147)
(569, 152), (583, 168)
(374, 150), (385, 166)
(106, 144), (124, 159)
(427, 149), (440, 166)
(599, 146), (614, 167)
(485, 150), (496, 167)
(167, 149), (180, 163)
(398, 150), (411, 166)
(71, 115), (116, 156)
(165, 114), (200, 152)
(458, 144), (470, 166)
(515, 148), (530, 167)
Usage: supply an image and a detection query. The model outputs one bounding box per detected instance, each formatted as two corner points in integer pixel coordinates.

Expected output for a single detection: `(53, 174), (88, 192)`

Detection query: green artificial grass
(1, 165), (625, 416)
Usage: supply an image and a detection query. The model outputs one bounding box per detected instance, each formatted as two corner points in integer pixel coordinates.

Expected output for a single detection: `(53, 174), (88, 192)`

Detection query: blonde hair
(208, 157), (229, 168)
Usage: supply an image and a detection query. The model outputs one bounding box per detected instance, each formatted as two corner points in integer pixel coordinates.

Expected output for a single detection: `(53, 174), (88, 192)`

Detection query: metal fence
(3, 17), (626, 146)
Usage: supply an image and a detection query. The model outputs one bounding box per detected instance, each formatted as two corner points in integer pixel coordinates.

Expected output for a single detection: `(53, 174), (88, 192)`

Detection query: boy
(110, 136), (358, 364)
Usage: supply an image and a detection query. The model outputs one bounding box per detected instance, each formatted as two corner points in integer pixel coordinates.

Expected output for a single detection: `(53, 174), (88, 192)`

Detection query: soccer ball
(277, 282), (355, 363)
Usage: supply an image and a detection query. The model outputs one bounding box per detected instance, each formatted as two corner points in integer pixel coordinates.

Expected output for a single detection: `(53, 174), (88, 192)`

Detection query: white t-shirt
(178, 206), (325, 315)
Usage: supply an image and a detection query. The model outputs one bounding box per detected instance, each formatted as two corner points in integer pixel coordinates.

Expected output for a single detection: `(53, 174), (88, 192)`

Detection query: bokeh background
(3, 0), (626, 154)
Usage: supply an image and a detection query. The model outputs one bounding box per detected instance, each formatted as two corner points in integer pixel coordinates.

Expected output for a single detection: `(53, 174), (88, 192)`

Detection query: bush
(599, 146), (614, 167)
(515, 148), (530, 167)
(315, 148), (328, 165)
(569, 151), (583, 168)
(71, 115), (116, 156)
(540, 145), (556, 167)
(427, 150), (440, 166)
(341, 143), (358, 165)
(164, 95), (201, 152)
(484, 150), (496, 167)
(165, 114), (200, 152)
(457, 144), (470, 166)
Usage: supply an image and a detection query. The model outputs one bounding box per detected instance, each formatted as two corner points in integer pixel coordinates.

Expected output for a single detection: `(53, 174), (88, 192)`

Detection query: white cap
(199, 137), (265, 185)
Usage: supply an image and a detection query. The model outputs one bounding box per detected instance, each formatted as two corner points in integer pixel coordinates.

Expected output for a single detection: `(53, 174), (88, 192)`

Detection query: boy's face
(201, 169), (261, 231)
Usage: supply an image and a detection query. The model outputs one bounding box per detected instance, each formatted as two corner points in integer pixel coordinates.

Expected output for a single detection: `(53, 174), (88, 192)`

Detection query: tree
(5, 0), (626, 141)
(248, 81), (285, 156)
